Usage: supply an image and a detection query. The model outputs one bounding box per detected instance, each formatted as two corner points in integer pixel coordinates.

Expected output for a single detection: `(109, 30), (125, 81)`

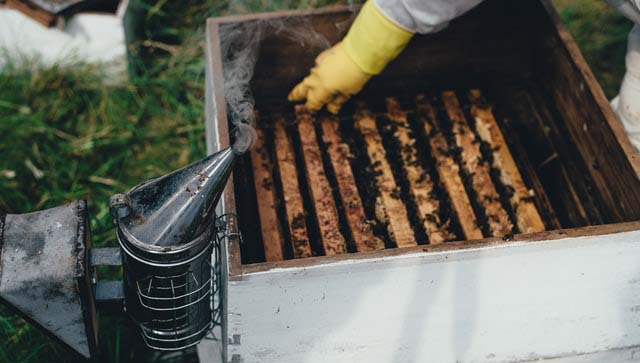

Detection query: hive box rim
(205, 0), (640, 280)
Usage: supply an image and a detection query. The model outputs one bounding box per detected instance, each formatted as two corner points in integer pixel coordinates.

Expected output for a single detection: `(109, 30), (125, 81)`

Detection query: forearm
(607, 0), (640, 23)
(374, 0), (485, 34)
(288, 0), (487, 114)
(342, 0), (413, 75)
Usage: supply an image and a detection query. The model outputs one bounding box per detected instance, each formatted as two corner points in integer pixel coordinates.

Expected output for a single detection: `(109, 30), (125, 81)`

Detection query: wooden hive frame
(250, 126), (285, 261)
(272, 115), (314, 258)
(415, 94), (484, 240)
(354, 106), (417, 248)
(442, 90), (514, 237)
(295, 106), (347, 255)
(319, 114), (385, 252)
(204, 1), (640, 361)
(384, 97), (456, 244)
(467, 89), (546, 234)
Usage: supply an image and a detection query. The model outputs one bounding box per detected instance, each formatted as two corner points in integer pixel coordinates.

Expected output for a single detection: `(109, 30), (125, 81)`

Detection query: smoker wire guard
(114, 213), (238, 352)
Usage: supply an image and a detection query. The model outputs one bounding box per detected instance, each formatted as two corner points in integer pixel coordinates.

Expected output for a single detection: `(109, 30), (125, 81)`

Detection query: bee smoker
(110, 147), (236, 352)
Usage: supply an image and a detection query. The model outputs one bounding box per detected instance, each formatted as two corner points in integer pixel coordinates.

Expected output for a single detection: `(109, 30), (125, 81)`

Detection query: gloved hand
(288, 0), (413, 114)
(288, 43), (371, 114)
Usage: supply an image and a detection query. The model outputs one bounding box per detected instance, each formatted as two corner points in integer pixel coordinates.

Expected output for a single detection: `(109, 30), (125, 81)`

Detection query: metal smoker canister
(111, 148), (236, 351)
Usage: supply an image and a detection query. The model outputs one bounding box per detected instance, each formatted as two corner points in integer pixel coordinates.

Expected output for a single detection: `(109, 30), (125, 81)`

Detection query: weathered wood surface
(273, 117), (313, 258)
(415, 95), (483, 241)
(354, 107), (416, 248)
(385, 97), (454, 244)
(499, 86), (598, 228)
(6, 0), (56, 27)
(481, 93), (562, 231)
(538, 0), (640, 223)
(250, 127), (285, 261)
(442, 91), (513, 237)
(320, 115), (385, 252)
(468, 89), (545, 234)
(296, 106), (346, 255)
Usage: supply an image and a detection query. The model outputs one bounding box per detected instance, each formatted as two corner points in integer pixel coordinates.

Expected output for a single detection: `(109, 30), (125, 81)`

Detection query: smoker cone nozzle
(110, 147), (236, 248)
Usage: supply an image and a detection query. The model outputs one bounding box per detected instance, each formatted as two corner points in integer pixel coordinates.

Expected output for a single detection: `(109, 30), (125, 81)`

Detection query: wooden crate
(203, 1), (640, 362)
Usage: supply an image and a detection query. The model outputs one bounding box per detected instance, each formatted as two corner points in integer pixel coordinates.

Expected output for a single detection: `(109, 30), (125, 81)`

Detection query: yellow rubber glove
(288, 0), (413, 114)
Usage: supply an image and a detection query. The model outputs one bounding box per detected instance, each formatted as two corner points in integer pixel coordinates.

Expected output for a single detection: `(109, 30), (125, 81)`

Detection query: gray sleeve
(607, 0), (640, 23)
(373, 0), (485, 34)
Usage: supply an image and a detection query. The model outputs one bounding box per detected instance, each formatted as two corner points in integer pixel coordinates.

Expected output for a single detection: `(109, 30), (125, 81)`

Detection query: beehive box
(203, 1), (640, 362)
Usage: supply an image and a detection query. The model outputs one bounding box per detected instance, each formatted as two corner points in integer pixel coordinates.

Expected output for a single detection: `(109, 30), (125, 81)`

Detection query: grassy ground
(554, 0), (634, 97)
(0, 0), (633, 361)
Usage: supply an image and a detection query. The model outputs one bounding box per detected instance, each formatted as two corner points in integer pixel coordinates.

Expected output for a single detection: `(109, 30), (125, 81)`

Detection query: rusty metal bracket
(95, 281), (125, 302)
(90, 247), (124, 313)
(91, 247), (122, 266)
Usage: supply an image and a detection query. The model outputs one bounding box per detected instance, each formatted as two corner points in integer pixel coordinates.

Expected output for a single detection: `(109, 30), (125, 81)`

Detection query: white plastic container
(0, 0), (131, 78)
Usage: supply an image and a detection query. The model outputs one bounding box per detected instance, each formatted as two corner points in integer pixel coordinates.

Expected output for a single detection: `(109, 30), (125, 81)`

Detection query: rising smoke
(220, 15), (347, 154)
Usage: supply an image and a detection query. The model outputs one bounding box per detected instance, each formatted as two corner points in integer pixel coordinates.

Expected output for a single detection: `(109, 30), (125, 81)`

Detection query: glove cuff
(343, 0), (414, 75)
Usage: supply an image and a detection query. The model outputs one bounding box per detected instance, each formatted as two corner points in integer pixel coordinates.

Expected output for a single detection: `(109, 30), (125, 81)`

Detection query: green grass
(0, 0), (633, 361)
(554, 0), (633, 97)
(0, 1), (215, 361)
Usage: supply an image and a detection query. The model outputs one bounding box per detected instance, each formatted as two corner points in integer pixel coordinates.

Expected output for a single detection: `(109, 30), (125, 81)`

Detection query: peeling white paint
(221, 231), (640, 363)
